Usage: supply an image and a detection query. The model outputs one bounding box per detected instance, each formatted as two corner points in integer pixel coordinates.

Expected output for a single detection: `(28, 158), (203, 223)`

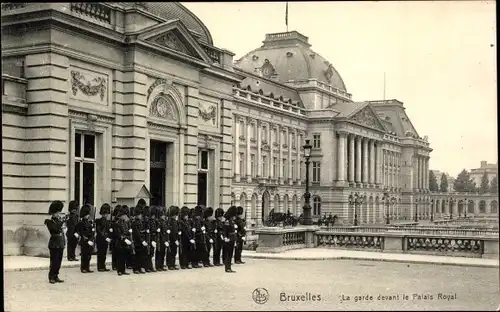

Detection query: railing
(1, 3), (27, 10)
(406, 236), (482, 255)
(70, 2), (111, 24)
(283, 231), (305, 246)
(202, 45), (221, 64)
(317, 233), (384, 250)
(285, 79), (352, 100)
(234, 88), (306, 116)
(320, 225), (498, 237)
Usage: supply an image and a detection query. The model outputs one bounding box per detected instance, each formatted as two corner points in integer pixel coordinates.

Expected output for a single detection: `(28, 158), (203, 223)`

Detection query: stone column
(269, 124), (274, 180)
(288, 129), (293, 185)
(349, 135), (355, 182)
(257, 121), (262, 178)
(337, 132), (346, 181)
(246, 118), (252, 182)
(419, 157), (423, 190)
(369, 140), (375, 184)
(220, 98), (234, 208)
(279, 126), (284, 184)
(356, 137), (362, 183)
(375, 143), (380, 184)
(362, 139), (369, 183)
(184, 86), (200, 206)
(296, 131), (301, 185)
(425, 157), (429, 190)
(383, 150), (387, 187)
(234, 116), (240, 182)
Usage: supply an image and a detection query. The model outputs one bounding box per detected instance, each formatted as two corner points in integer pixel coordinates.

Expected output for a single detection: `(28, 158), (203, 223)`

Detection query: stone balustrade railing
(255, 226), (499, 259)
(233, 88), (307, 117)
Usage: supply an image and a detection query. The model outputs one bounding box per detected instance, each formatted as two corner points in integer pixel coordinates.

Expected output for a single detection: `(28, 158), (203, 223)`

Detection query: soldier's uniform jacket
(167, 216), (179, 244)
(149, 218), (159, 247)
(192, 217), (205, 240)
(204, 218), (216, 240)
(131, 218), (146, 247)
(115, 217), (133, 249)
(95, 217), (111, 243)
(235, 218), (246, 239)
(223, 219), (237, 243)
(66, 212), (79, 238)
(179, 218), (194, 244)
(214, 219), (224, 242)
(45, 215), (66, 249)
(157, 217), (168, 246)
(76, 218), (95, 245)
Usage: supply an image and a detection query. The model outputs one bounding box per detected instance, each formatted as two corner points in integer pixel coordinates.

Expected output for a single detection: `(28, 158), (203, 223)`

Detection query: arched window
(441, 200), (446, 213)
(313, 196), (321, 216)
(467, 200), (475, 213)
(479, 200), (486, 213)
(490, 201), (498, 214)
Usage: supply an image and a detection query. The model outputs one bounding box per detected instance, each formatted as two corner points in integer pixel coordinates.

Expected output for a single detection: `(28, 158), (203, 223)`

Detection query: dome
(235, 31), (346, 91)
(139, 2), (213, 45)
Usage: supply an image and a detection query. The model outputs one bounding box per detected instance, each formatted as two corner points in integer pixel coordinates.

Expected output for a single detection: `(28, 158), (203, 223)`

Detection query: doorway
(197, 150), (209, 207)
(150, 140), (167, 207)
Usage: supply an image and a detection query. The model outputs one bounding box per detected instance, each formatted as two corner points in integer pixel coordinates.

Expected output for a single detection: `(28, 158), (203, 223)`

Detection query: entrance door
(197, 172), (207, 207)
(150, 140), (167, 207)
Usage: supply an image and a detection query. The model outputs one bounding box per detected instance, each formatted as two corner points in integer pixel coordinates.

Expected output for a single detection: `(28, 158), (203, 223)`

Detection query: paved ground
(4, 259), (499, 311)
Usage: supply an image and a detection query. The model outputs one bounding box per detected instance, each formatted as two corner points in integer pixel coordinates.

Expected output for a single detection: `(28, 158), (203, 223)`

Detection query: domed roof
(139, 2), (213, 45)
(235, 31), (346, 91)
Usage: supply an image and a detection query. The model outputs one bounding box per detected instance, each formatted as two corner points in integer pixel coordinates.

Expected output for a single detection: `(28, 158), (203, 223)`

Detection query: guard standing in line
(114, 205), (132, 276)
(234, 206), (246, 264)
(222, 206), (238, 273)
(65, 200), (79, 262)
(166, 206), (180, 270)
(155, 206), (168, 271)
(95, 203), (112, 272)
(212, 208), (225, 266)
(110, 205), (121, 271)
(76, 204), (95, 273)
(45, 200), (66, 283)
(122, 205), (134, 270)
(192, 206), (206, 268)
(202, 207), (214, 267)
(145, 206), (157, 272)
(131, 205), (147, 274)
(178, 206), (193, 269)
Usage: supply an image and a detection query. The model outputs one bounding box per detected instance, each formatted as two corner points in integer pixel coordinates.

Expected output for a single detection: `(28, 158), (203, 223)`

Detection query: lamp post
(464, 198), (467, 219)
(414, 198), (419, 222)
(348, 194), (357, 226)
(383, 189), (391, 225)
(448, 195), (455, 220)
(302, 139), (313, 225)
(430, 199), (434, 222)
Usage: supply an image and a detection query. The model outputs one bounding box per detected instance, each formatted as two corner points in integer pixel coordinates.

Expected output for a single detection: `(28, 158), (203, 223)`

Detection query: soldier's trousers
(66, 235), (78, 260)
(48, 247), (64, 280)
(156, 244), (166, 269)
(134, 246), (147, 271)
(204, 237), (212, 265)
(166, 243), (177, 268)
(234, 239), (243, 262)
(213, 240), (222, 265)
(110, 241), (117, 270)
(96, 240), (109, 270)
(116, 246), (128, 274)
(145, 246), (155, 271)
(179, 243), (191, 268)
(222, 241), (235, 271)
(80, 244), (92, 271)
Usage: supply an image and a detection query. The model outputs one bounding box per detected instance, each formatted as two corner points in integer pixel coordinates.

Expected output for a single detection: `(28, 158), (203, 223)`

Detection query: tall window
(250, 123), (255, 140)
(292, 133), (296, 148)
(299, 134), (303, 147)
(250, 154), (255, 177)
(313, 196), (322, 216)
(273, 128), (278, 143)
(283, 158), (287, 179)
(292, 160), (296, 180)
(300, 161), (304, 181)
(262, 156), (268, 177)
(262, 125), (267, 141)
(239, 120), (245, 137)
(312, 161), (321, 182)
(273, 157), (278, 177)
(313, 134), (321, 148)
(74, 133), (96, 206)
(281, 131), (285, 145)
(239, 152), (245, 176)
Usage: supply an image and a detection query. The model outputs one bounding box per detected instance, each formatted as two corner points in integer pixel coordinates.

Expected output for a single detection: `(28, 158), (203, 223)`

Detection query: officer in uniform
(155, 206), (168, 271)
(65, 200), (79, 262)
(192, 206), (206, 268)
(203, 207), (215, 267)
(95, 203), (112, 272)
(114, 205), (132, 276)
(122, 205), (134, 270)
(76, 204), (95, 273)
(166, 206), (180, 270)
(212, 208), (225, 266)
(45, 200), (66, 283)
(234, 206), (246, 264)
(131, 205), (147, 274)
(110, 205), (121, 271)
(178, 206), (194, 269)
(145, 206), (157, 272)
(222, 206), (238, 273)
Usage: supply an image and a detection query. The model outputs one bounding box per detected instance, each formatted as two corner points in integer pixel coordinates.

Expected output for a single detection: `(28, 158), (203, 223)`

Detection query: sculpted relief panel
(198, 97), (219, 130)
(70, 67), (109, 105)
(350, 107), (385, 131)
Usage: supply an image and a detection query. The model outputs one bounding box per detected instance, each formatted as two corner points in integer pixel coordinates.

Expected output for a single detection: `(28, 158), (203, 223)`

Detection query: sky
(183, 1), (497, 177)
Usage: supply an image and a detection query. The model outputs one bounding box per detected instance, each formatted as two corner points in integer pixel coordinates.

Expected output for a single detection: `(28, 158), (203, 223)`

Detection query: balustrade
(406, 236), (483, 255)
(70, 2), (111, 24)
(317, 233), (384, 250)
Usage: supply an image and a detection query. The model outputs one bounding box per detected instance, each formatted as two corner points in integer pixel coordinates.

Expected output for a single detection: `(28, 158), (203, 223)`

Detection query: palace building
(2, 3), (432, 254)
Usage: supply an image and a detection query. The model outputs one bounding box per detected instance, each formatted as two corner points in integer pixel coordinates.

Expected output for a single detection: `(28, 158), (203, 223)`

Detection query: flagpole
(383, 72), (386, 101)
(285, 2), (289, 32)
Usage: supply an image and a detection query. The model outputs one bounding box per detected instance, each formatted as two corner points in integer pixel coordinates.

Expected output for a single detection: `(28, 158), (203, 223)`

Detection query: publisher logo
(252, 288), (269, 304)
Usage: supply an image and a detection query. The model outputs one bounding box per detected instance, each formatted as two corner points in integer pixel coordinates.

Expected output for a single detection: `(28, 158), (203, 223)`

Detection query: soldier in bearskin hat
(76, 204), (95, 273)
(145, 206), (157, 272)
(178, 206), (194, 269)
(131, 205), (147, 274)
(114, 205), (132, 276)
(166, 206), (180, 270)
(203, 207), (215, 267)
(95, 203), (112, 272)
(121, 205), (134, 270)
(234, 206), (246, 264)
(155, 206), (168, 271)
(45, 200), (66, 283)
(213, 208), (225, 266)
(65, 200), (79, 262)
(110, 205), (121, 271)
(191, 206), (205, 268)
(222, 206), (238, 273)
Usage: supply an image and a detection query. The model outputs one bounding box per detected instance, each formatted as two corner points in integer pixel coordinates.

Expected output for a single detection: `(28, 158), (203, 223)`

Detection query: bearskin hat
(204, 207), (214, 218)
(100, 203), (111, 215)
(68, 200), (78, 213)
(180, 206), (190, 218)
(142, 206), (150, 217)
(149, 206), (157, 218)
(194, 205), (204, 217)
(134, 205), (143, 216)
(80, 204), (91, 218)
(112, 205), (121, 217)
(188, 208), (194, 218)
(169, 206), (180, 217)
(137, 198), (147, 208)
(121, 205), (130, 217)
(157, 206), (165, 218)
(215, 207), (224, 218)
(236, 206), (244, 216)
(224, 206), (237, 219)
(48, 200), (64, 215)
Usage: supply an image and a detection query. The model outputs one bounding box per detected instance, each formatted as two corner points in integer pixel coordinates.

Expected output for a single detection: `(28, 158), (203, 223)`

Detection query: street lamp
(430, 199), (434, 222)
(382, 189), (391, 225)
(302, 139), (313, 225)
(349, 192), (365, 226)
(464, 198), (467, 219)
(414, 198), (419, 222)
(448, 195), (455, 220)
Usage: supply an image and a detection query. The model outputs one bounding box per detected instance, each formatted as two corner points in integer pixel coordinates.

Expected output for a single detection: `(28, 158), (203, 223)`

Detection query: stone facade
(470, 161), (498, 187)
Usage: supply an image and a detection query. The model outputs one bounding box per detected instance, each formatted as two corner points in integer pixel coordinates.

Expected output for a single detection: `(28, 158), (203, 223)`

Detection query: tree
(479, 172), (490, 194)
(453, 169), (477, 193)
(429, 170), (439, 192)
(490, 176), (498, 194)
(440, 173), (448, 193)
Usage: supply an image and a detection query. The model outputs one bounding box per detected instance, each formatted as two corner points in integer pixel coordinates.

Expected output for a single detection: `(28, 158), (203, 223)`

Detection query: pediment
(137, 20), (213, 64)
(348, 105), (387, 132)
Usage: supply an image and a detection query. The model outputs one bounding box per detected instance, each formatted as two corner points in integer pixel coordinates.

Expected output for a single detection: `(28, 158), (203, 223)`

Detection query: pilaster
(220, 98), (233, 208)
(184, 86), (200, 206)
